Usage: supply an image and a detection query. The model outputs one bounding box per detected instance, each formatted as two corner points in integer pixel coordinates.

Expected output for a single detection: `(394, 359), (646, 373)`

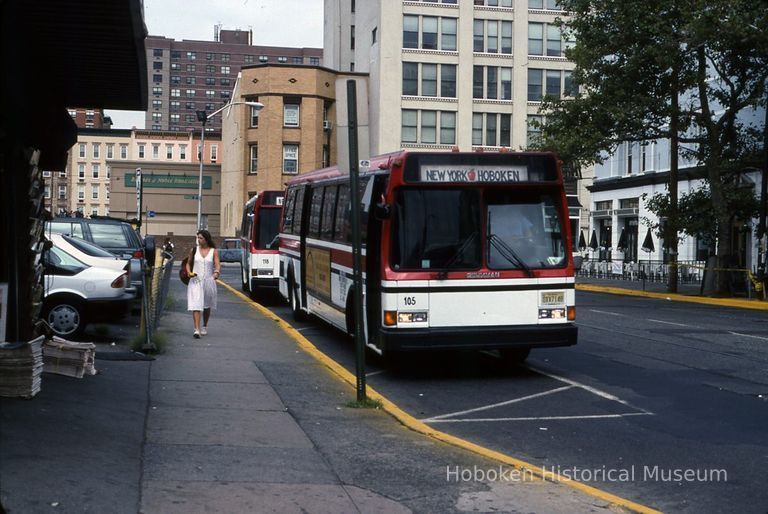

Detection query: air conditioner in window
(322, 120), (332, 131)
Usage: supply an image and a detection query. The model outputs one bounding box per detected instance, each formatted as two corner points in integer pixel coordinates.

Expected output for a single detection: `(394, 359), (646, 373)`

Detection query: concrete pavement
(2, 274), (642, 513)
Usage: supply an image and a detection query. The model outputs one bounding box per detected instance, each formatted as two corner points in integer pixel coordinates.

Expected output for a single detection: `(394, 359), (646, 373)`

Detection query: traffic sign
(147, 210), (156, 218)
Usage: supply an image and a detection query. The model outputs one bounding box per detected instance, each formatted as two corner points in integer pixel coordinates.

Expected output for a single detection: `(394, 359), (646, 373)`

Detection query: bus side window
(358, 177), (370, 246)
(308, 187), (324, 239)
(282, 188), (295, 234)
(321, 185), (337, 241)
(334, 184), (350, 244)
(293, 187), (305, 235)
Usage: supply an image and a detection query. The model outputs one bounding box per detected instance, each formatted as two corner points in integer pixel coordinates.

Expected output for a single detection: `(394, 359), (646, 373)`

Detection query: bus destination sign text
(420, 165), (528, 183)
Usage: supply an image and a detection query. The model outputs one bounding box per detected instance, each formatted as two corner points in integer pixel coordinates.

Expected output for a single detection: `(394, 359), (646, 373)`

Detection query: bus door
(365, 175), (388, 351)
(297, 185), (312, 308)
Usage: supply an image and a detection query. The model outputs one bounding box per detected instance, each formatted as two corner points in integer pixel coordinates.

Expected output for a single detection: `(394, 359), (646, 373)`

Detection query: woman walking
(186, 229), (221, 338)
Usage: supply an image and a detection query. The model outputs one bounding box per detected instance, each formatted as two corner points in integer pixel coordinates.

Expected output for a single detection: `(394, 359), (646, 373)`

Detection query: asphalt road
(221, 265), (768, 513)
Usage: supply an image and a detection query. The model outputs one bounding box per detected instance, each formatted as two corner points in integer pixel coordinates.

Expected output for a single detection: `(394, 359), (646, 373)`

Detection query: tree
(532, 0), (768, 295)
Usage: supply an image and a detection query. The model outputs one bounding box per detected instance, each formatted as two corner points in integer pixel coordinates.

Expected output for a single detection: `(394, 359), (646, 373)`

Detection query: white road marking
(589, 309), (624, 316)
(728, 331), (768, 341)
(526, 365), (654, 415)
(422, 386), (574, 422)
(425, 412), (653, 423)
(647, 319), (689, 327)
(365, 370), (387, 378)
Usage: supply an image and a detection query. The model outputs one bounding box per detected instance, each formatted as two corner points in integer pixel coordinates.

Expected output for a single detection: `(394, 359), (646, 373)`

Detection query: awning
(567, 195), (582, 207)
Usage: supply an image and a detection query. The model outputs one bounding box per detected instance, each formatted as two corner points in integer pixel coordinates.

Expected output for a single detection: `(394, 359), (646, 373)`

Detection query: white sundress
(186, 247), (218, 311)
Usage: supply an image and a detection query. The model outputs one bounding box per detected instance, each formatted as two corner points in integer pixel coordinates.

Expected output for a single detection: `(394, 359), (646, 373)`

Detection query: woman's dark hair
(196, 229), (216, 248)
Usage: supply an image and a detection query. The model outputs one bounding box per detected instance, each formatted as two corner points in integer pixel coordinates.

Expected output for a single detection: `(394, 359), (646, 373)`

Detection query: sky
(105, 0), (324, 129)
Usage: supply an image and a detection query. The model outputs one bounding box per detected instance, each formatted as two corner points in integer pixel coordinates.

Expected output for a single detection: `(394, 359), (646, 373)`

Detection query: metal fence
(577, 260), (707, 284)
(140, 249), (175, 351)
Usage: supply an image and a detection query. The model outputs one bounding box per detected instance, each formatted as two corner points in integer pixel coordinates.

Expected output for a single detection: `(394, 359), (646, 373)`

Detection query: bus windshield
(256, 207), (282, 249)
(486, 191), (566, 270)
(390, 188), (566, 272)
(391, 189), (481, 271)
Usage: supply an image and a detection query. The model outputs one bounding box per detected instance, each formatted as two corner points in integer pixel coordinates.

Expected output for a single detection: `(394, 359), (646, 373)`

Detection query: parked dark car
(219, 238), (242, 263)
(46, 217), (146, 298)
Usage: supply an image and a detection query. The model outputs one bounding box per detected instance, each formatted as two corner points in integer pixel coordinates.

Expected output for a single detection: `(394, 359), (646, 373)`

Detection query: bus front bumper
(250, 277), (279, 290)
(378, 323), (577, 352)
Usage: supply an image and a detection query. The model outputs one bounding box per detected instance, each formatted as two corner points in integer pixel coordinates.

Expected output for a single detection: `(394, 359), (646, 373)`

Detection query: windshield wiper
(436, 231), (478, 280)
(487, 233), (534, 277)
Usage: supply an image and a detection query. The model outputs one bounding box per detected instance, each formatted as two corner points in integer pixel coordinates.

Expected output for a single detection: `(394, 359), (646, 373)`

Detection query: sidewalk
(2, 277), (630, 513)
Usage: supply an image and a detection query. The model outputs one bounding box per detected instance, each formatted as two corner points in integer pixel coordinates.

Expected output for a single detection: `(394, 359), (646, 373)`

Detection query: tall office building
(145, 27), (323, 132)
(324, 0), (586, 241)
(324, 0), (575, 154)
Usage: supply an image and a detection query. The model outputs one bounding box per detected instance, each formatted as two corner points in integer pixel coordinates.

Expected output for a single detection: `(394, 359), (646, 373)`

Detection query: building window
(152, 99), (162, 109)
(221, 66), (230, 74)
(171, 88), (180, 97)
(527, 115), (543, 145)
(284, 103), (300, 127)
(186, 89), (196, 97)
(166, 144), (173, 159)
(92, 164), (99, 179)
(403, 62), (418, 95)
(152, 144), (160, 159)
(186, 77), (196, 85)
(171, 62), (180, 71)
(206, 90), (215, 99)
(91, 207), (98, 217)
(350, 25), (355, 49)
(259, 55), (268, 62)
(106, 165), (111, 179)
(372, 27), (377, 44)
(152, 112), (162, 122)
(422, 17), (438, 49)
(44, 185), (50, 199)
(528, 69), (543, 101)
(78, 185), (85, 200)
(58, 185), (66, 199)
(170, 113), (180, 124)
(422, 64), (438, 97)
(120, 145), (127, 159)
(501, 68), (512, 99)
(153, 74), (162, 83)
(249, 144), (258, 174)
(277, 56), (288, 63)
(221, 53), (230, 62)
(186, 64), (196, 72)
(529, 0), (561, 9)
(221, 78), (231, 86)
(79, 143), (86, 158)
(403, 15), (418, 48)
(244, 55), (255, 64)
(92, 143), (100, 159)
(441, 18), (457, 51)
(92, 185), (99, 200)
(473, 66), (483, 98)
(171, 75), (180, 84)
(78, 164), (85, 179)
(187, 51), (196, 60)
(210, 145), (218, 162)
(529, 22), (562, 56)
(179, 145), (187, 160)
(401, 109), (418, 143)
(440, 112), (456, 145)
(153, 61), (163, 70)
(283, 144), (298, 174)
(250, 103), (260, 127)
(310, 57), (320, 66)
(153, 48), (163, 57)
(421, 110), (437, 144)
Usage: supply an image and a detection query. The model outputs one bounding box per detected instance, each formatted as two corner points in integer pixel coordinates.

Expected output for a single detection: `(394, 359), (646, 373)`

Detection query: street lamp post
(196, 100), (263, 230)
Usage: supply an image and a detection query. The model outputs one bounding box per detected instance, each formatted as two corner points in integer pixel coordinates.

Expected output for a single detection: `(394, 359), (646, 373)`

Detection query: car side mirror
(573, 254), (583, 271)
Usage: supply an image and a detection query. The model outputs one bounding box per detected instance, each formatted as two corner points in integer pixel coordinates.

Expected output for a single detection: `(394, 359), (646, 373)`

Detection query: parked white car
(48, 233), (136, 296)
(43, 245), (134, 338)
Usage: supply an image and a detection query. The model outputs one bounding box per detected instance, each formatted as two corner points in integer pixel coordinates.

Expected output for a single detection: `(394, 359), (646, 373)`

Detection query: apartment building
(145, 28), (323, 133)
(219, 64), (363, 236)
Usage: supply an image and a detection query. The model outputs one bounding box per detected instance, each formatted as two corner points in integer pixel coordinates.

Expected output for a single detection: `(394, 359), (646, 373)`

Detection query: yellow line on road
(577, 284), (768, 311)
(219, 280), (661, 514)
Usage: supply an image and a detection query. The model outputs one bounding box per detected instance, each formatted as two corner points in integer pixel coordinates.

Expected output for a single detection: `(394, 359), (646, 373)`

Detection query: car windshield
(486, 191), (566, 269)
(390, 188), (481, 271)
(89, 224), (131, 250)
(62, 234), (116, 258)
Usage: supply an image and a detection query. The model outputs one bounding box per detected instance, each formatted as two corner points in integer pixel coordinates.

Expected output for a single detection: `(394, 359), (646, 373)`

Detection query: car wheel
(44, 297), (86, 338)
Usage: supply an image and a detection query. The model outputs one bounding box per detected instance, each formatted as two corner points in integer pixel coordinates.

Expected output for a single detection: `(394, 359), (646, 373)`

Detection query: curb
(576, 284), (768, 311)
(219, 280), (661, 514)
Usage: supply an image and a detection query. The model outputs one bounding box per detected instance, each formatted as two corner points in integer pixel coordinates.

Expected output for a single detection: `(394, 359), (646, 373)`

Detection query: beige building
(219, 65), (365, 236)
(65, 128), (222, 236)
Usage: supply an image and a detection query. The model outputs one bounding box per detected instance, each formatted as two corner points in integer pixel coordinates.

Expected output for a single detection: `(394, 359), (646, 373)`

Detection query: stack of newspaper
(43, 336), (97, 378)
(0, 335), (45, 398)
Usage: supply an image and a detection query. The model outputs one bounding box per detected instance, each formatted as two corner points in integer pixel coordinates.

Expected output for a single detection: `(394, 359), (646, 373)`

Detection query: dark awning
(2, 0), (147, 169)
(566, 195), (582, 207)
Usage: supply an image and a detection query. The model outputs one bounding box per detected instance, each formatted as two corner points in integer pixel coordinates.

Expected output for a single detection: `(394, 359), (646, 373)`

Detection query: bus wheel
(499, 348), (531, 365)
(289, 279), (306, 321)
(240, 263), (248, 291)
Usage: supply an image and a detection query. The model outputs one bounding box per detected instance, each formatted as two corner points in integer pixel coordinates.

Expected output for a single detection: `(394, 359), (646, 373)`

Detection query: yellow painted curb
(219, 281), (661, 514)
(576, 284), (768, 311)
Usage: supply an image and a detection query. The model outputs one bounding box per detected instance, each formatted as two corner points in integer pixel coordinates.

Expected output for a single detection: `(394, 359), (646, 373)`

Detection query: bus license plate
(540, 291), (564, 306)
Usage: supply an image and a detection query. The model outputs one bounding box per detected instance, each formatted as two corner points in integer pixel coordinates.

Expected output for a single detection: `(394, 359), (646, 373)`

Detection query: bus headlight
(255, 269), (274, 276)
(538, 308), (566, 319)
(397, 312), (428, 323)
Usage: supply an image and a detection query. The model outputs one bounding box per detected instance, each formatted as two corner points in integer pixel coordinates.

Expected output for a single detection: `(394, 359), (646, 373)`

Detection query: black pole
(347, 80), (366, 402)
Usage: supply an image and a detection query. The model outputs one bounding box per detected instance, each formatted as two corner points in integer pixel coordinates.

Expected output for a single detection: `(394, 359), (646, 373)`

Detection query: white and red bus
(239, 190), (285, 297)
(278, 151), (577, 362)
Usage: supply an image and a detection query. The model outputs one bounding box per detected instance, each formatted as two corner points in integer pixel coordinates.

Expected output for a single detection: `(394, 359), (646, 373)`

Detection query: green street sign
(125, 172), (211, 190)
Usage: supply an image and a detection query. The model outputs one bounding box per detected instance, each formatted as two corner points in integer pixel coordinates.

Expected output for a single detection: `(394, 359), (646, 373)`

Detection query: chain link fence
(140, 248), (175, 351)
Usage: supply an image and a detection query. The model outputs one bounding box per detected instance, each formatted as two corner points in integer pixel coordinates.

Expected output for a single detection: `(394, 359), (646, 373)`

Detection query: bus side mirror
(374, 203), (391, 221)
(573, 254), (583, 271)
